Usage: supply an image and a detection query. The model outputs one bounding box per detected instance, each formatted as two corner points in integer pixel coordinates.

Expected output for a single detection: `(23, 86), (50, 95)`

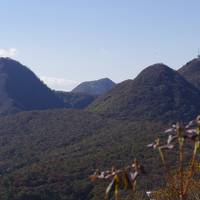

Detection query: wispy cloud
(40, 76), (79, 91)
(0, 48), (17, 57)
(100, 47), (109, 55)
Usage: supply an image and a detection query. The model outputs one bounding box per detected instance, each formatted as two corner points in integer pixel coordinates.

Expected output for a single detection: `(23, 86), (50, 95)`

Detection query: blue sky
(0, 0), (200, 91)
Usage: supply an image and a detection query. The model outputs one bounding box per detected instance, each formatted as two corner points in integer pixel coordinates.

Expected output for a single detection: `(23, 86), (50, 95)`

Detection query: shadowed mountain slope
(89, 63), (200, 122)
(55, 91), (97, 109)
(0, 58), (64, 115)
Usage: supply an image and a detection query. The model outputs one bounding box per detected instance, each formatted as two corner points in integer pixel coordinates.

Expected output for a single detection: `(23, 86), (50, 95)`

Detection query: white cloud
(0, 48), (17, 57)
(40, 76), (79, 91)
(100, 47), (109, 55)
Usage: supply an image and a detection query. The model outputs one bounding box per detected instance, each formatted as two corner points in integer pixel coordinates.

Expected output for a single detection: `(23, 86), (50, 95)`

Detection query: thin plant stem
(115, 191), (120, 200)
(158, 148), (177, 192)
(178, 137), (185, 200)
(158, 148), (168, 172)
(183, 140), (199, 196)
(184, 124), (200, 197)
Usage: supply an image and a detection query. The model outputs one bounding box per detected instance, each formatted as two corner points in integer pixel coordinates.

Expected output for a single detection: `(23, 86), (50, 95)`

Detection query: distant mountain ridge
(89, 63), (200, 122)
(72, 78), (116, 96)
(1, 57), (200, 119)
(55, 91), (97, 109)
(0, 58), (116, 114)
(0, 57), (64, 115)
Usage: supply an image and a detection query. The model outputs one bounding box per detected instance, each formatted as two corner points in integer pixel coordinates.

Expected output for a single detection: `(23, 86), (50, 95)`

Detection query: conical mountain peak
(134, 63), (179, 85)
(0, 58), (64, 115)
(89, 63), (200, 122)
(178, 58), (200, 90)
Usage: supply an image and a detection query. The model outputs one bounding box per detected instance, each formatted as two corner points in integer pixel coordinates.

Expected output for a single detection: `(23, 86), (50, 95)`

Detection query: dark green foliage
(89, 64), (200, 122)
(72, 78), (116, 96)
(55, 91), (97, 109)
(0, 58), (64, 115)
(0, 108), (169, 200)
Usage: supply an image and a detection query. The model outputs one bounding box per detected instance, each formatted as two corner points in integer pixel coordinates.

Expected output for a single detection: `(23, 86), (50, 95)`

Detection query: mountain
(0, 57), (64, 115)
(71, 78), (116, 96)
(178, 58), (200, 90)
(55, 91), (97, 109)
(89, 63), (200, 122)
(0, 62), (199, 200)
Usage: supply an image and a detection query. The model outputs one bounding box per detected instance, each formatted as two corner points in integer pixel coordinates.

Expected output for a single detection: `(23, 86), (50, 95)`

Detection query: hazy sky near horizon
(1, 0), (200, 91)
